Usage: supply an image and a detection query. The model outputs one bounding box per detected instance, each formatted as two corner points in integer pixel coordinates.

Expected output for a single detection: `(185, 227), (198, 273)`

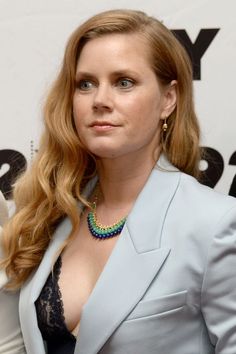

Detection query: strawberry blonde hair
(1, 9), (200, 289)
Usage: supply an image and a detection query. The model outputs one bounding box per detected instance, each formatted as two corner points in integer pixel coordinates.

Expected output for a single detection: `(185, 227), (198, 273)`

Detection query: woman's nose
(92, 84), (113, 112)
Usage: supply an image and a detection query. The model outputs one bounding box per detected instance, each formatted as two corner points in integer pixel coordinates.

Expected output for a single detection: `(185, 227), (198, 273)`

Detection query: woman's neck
(96, 149), (160, 210)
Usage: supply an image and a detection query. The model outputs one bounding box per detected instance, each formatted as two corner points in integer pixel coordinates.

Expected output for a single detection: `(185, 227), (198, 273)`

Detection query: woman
(0, 191), (26, 354)
(1, 9), (236, 354)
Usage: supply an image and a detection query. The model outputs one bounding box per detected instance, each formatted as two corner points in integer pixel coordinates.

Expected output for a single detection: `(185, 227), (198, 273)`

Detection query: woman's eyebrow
(110, 69), (139, 76)
(75, 69), (139, 80)
(75, 71), (94, 79)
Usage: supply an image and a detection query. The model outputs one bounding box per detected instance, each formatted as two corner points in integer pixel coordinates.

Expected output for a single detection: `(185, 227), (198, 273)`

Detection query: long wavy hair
(1, 9), (200, 289)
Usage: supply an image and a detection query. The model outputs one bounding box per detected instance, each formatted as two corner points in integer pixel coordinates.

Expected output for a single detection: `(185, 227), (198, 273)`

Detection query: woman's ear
(161, 80), (177, 120)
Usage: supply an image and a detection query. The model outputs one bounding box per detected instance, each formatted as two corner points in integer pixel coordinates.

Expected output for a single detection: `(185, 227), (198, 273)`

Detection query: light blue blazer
(0, 192), (26, 354)
(19, 157), (236, 354)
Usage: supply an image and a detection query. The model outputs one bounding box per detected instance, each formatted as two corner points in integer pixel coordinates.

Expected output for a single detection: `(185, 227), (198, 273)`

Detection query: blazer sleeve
(0, 286), (26, 354)
(201, 205), (236, 353)
(0, 192), (26, 354)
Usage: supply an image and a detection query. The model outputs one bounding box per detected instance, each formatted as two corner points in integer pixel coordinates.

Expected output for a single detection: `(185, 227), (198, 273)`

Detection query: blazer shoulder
(175, 172), (236, 226)
(0, 224), (8, 289)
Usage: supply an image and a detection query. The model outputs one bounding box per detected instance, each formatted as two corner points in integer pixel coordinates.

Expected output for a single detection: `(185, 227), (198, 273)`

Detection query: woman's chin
(89, 146), (127, 160)
(93, 150), (120, 160)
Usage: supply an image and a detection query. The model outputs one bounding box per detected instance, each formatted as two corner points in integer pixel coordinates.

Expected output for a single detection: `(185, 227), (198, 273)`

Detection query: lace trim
(35, 256), (76, 341)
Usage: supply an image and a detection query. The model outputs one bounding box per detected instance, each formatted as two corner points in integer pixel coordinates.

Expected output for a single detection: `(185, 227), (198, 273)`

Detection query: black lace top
(35, 256), (76, 354)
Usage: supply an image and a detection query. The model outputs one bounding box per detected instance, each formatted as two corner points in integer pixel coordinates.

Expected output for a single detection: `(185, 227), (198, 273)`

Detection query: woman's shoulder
(0, 226), (8, 288)
(0, 220), (8, 287)
(179, 171), (236, 215)
(159, 154), (236, 210)
(170, 172), (236, 254)
(0, 193), (26, 353)
(0, 272), (26, 354)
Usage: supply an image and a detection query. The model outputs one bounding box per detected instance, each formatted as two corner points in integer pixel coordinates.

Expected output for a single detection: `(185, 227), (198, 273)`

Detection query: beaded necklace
(87, 199), (127, 240)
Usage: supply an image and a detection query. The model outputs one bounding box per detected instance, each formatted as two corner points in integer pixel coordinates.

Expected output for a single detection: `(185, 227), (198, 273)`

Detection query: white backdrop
(0, 0), (236, 199)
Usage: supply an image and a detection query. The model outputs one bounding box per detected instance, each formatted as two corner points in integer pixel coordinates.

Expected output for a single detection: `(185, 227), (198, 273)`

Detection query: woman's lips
(90, 122), (119, 131)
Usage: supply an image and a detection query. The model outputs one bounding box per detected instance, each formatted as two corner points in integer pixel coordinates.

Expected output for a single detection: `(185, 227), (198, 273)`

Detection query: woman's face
(73, 33), (176, 160)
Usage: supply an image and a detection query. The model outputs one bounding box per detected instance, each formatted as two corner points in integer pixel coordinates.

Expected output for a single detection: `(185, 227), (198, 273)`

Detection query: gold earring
(162, 118), (168, 132)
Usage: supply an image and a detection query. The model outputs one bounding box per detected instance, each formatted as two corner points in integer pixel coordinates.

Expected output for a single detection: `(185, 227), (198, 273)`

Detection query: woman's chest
(58, 222), (120, 334)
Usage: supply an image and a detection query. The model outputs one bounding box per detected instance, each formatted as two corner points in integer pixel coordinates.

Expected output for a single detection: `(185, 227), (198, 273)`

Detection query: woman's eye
(117, 79), (134, 89)
(77, 80), (94, 91)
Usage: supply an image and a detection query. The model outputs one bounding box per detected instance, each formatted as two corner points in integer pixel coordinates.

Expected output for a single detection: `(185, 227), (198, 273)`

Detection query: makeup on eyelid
(72, 33), (173, 160)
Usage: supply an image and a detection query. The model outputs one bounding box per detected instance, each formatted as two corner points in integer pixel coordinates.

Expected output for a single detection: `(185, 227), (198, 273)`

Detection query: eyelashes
(116, 78), (135, 89)
(75, 77), (136, 92)
(76, 80), (94, 91)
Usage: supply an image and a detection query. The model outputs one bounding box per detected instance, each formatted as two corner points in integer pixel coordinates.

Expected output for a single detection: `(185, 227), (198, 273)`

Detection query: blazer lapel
(19, 177), (98, 354)
(19, 216), (73, 354)
(75, 162), (181, 354)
